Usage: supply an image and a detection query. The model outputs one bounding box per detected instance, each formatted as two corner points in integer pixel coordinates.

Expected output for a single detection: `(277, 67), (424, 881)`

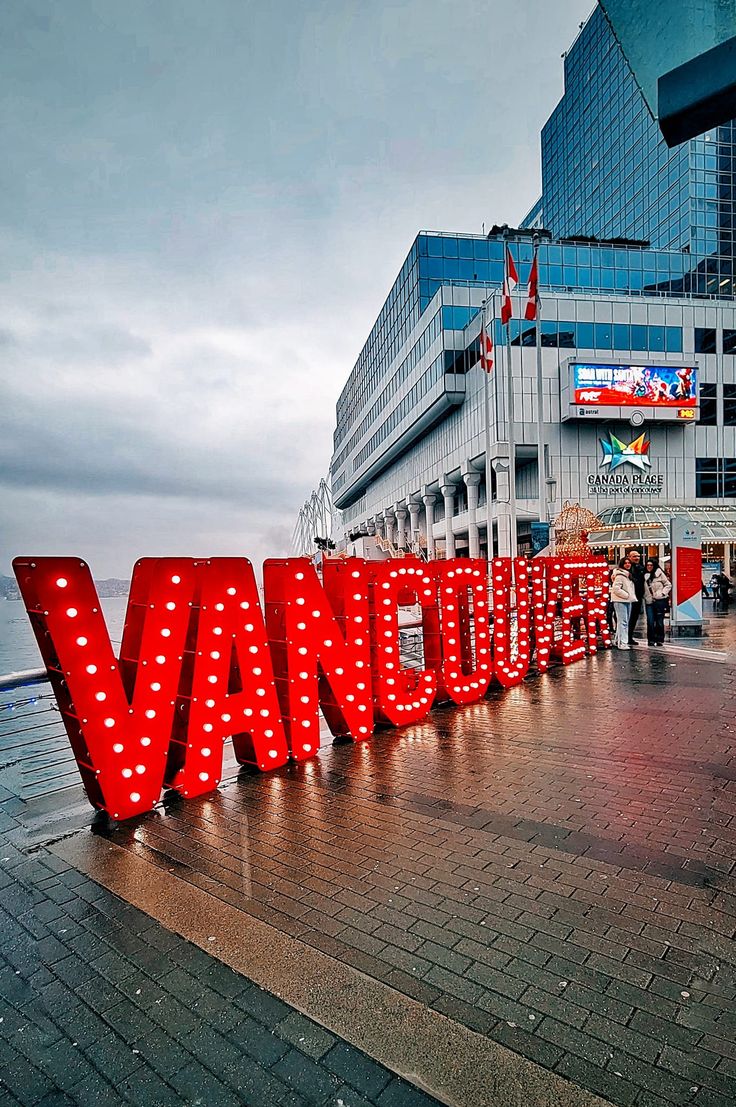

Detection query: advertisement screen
(573, 363), (697, 408)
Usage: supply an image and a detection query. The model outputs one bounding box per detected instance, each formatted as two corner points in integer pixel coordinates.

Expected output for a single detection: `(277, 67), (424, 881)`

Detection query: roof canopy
(588, 504), (736, 545)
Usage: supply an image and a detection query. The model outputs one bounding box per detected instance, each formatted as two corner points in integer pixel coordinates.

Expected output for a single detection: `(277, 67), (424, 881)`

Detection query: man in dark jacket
(626, 549), (646, 644)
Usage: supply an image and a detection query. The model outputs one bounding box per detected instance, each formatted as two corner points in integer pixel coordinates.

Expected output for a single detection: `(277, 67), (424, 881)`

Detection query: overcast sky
(1, 0), (592, 578)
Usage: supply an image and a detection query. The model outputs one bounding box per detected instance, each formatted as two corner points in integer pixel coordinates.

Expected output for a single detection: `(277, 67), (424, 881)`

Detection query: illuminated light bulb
(303, 744), (312, 753)
(150, 682), (161, 692)
(295, 572), (304, 580)
(166, 602), (176, 611)
(112, 743), (124, 753)
(203, 723), (213, 732)
(122, 768), (133, 778)
(386, 677), (395, 685)
(259, 709), (269, 717)
(396, 704), (404, 711)
(354, 616), (363, 623)
(297, 622), (306, 631)
(356, 661), (364, 668)
(208, 675), (218, 684)
(202, 748), (211, 758)
(227, 587), (236, 596)
(240, 601), (250, 610)
(298, 647), (308, 656)
(145, 709), (156, 720)
(222, 713), (231, 722)
(357, 682), (365, 690)
(76, 636), (88, 646)
(385, 662), (394, 670)
(155, 654), (166, 664)
(95, 692), (106, 702)
(86, 664), (97, 675)
(171, 575), (181, 584)
(215, 603), (224, 612)
(210, 650), (220, 660)
(135, 764), (146, 775)
(161, 628), (171, 638)
(296, 597), (306, 606)
(213, 627), (223, 636)
(387, 694), (396, 701)
(140, 736), (151, 747)
(66, 608), (78, 618)
(198, 772), (209, 783)
(248, 645), (259, 654)
(104, 718), (115, 728)
(130, 792), (141, 802)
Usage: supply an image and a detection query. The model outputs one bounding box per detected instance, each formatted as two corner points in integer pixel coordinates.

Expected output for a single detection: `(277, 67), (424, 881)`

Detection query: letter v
(12, 556), (196, 820)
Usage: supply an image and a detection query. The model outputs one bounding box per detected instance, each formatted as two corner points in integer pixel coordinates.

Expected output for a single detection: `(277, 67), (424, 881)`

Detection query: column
(395, 504), (408, 549)
(440, 482), (456, 559)
(374, 514), (385, 540)
(408, 502), (421, 550)
(492, 459), (512, 557)
(422, 492), (437, 560)
(463, 471), (482, 559)
(384, 510), (396, 546)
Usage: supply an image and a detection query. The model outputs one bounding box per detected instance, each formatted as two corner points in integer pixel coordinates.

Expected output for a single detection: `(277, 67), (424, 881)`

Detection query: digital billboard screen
(572, 363), (697, 408)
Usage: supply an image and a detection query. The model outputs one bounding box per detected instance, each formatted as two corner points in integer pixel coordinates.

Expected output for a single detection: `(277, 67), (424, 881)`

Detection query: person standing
(644, 557), (672, 646)
(626, 549), (645, 644)
(611, 557), (637, 650)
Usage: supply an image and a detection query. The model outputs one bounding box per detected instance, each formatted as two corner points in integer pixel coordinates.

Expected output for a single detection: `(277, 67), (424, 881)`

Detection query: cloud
(0, 0), (593, 579)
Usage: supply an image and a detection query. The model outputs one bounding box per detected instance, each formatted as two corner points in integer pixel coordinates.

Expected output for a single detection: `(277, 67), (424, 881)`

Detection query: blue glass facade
(527, 7), (735, 274)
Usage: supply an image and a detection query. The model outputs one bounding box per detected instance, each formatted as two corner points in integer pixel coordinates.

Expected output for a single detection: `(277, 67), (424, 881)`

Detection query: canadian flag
(479, 323), (493, 374)
(525, 251), (539, 321)
(501, 246), (518, 326)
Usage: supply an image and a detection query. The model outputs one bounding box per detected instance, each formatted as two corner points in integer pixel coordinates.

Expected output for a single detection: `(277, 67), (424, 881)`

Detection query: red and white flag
(479, 322), (493, 374)
(525, 250), (539, 321)
(501, 246), (518, 326)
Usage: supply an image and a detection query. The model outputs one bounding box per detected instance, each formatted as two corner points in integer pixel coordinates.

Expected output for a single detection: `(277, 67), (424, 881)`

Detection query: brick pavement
(3, 613), (736, 1106)
(0, 797), (444, 1106)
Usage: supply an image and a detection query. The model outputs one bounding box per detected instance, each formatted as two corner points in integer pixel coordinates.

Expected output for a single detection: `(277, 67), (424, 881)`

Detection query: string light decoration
(167, 557), (289, 799)
(431, 559), (491, 704)
(13, 553), (611, 820)
(264, 557), (373, 753)
(492, 558), (532, 687)
(367, 558), (437, 725)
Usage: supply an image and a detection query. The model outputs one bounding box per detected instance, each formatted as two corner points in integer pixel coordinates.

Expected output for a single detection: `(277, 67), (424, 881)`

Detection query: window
(696, 458), (719, 497)
(699, 383), (717, 425)
(696, 458), (736, 497)
(695, 327), (717, 353)
(724, 330), (736, 354)
(724, 385), (736, 426)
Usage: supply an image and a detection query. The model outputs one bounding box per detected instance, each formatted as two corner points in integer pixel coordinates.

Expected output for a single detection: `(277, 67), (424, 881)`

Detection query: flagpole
(533, 234), (546, 527)
(504, 237), (518, 558)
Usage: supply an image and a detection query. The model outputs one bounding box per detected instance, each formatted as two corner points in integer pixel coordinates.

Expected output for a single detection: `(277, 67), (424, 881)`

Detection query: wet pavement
(1, 606), (735, 1106)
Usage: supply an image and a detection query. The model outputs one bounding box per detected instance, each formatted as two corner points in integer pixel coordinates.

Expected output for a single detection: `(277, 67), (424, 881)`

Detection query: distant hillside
(1, 574), (129, 600)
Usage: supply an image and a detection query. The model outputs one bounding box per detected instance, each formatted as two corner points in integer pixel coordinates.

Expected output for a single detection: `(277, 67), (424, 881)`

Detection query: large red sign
(13, 555), (611, 820)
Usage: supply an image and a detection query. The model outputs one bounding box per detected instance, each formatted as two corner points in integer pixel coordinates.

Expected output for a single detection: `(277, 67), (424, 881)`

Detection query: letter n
(263, 557), (373, 757)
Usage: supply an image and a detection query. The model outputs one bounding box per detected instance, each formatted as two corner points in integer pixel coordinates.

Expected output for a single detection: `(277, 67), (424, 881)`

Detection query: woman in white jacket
(610, 557), (637, 650)
(644, 557), (672, 646)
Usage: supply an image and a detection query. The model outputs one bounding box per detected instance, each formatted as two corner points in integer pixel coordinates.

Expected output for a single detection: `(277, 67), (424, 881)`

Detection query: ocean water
(0, 595), (129, 676)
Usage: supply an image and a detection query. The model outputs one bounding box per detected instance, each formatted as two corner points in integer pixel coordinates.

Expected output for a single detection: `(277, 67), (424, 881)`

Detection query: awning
(588, 504), (736, 546)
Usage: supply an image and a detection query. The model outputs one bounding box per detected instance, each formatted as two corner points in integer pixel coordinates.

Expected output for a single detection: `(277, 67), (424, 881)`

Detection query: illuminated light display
(12, 557), (197, 821)
(13, 554), (611, 820)
(491, 558), (532, 688)
(531, 559), (563, 673)
(366, 558), (438, 725)
(264, 557), (373, 752)
(168, 558), (289, 798)
(430, 560), (491, 704)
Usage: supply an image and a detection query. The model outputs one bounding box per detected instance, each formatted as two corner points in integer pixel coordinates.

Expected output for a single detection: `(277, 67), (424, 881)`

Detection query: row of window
(352, 354), (444, 472)
(696, 459), (736, 498)
(333, 310), (441, 463)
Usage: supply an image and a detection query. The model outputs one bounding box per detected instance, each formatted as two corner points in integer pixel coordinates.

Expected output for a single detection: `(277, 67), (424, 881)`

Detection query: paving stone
(276, 1011), (337, 1059)
(323, 1041), (393, 1099)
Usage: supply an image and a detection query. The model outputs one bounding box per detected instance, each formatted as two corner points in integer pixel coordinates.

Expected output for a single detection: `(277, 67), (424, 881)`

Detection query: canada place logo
(599, 431), (651, 472)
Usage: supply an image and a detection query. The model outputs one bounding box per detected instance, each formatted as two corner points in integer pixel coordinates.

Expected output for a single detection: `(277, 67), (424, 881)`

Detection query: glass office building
(526, 7), (735, 276)
(324, 8), (736, 566)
